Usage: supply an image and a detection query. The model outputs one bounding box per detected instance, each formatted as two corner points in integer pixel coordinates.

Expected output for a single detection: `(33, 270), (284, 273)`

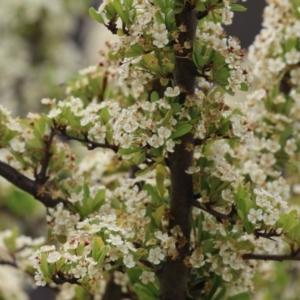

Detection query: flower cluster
(194, 21), (252, 93)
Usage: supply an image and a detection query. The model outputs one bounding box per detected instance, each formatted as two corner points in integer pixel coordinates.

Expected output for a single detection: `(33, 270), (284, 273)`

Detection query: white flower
(40, 245), (56, 252)
(137, 12), (152, 25)
(153, 23), (168, 36)
(114, 271), (128, 285)
(263, 213), (277, 226)
(148, 247), (165, 264)
(190, 248), (205, 268)
(153, 34), (169, 48)
(123, 254), (135, 268)
(106, 234), (123, 246)
(268, 57), (285, 73)
(247, 208), (264, 224)
(9, 137), (25, 153)
(164, 86), (180, 97)
(148, 134), (164, 148)
(72, 265), (87, 278)
(230, 114), (248, 137)
(139, 271), (155, 284)
(48, 108), (62, 118)
(290, 68), (300, 85)
(35, 273), (46, 286)
(41, 98), (53, 105)
(265, 138), (281, 153)
(285, 49), (300, 65)
(185, 166), (200, 174)
(89, 123), (106, 142)
(222, 7), (233, 25)
(157, 126), (171, 139)
(119, 133), (133, 148)
(166, 139), (175, 152)
(47, 251), (61, 263)
(80, 114), (97, 126)
(222, 267), (233, 282)
(68, 191), (83, 204)
(284, 138), (297, 155)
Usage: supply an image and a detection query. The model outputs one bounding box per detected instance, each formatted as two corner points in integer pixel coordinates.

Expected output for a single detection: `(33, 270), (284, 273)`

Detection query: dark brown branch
(35, 130), (55, 185)
(51, 271), (78, 285)
(56, 127), (119, 152)
(160, 5), (198, 300)
(242, 252), (300, 262)
(196, 11), (209, 20)
(0, 160), (66, 208)
(0, 259), (18, 268)
(192, 200), (236, 223)
(253, 228), (282, 240)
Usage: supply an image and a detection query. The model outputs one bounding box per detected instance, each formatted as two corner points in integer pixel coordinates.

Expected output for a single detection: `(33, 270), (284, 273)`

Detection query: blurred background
(1, 1), (280, 300)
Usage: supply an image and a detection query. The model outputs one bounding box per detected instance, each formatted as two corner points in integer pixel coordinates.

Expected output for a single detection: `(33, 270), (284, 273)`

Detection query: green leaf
(240, 82), (249, 91)
(89, 7), (105, 24)
(152, 0), (165, 11)
(3, 228), (18, 253)
(133, 151), (146, 165)
(136, 163), (157, 177)
(83, 183), (90, 199)
(40, 253), (50, 277)
(165, 9), (175, 28)
(170, 124), (193, 139)
(97, 245), (110, 265)
(156, 164), (165, 198)
(207, 275), (222, 299)
(127, 267), (143, 284)
(143, 184), (163, 204)
(153, 205), (165, 227)
(133, 248), (148, 261)
(243, 221), (255, 234)
(213, 287), (227, 300)
(92, 237), (105, 261)
(154, 11), (165, 24)
(150, 91), (159, 102)
(94, 189), (106, 209)
(195, 2), (206, 11)
(57, 235), (67, 243)
(113, 0), (128, 23)
(133, 283), (158, 300)
(230, 4), (247, 12)
(228, 292), (251, 300)
(101, 106), (111, 124)
(126, 44), (144, 57)
(214, 67), (230, 87)
(235, 240), (255, 251)
(171, 103), (181, 114)
(161, 109), (173, 126)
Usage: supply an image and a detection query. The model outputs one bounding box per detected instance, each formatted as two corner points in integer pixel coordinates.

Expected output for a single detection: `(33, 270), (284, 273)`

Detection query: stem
(160, 5), (198, 300)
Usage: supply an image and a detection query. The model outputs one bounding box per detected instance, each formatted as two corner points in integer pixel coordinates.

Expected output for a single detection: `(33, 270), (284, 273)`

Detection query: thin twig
(56, 126), (119, 152)
(191, 200), (236, 223)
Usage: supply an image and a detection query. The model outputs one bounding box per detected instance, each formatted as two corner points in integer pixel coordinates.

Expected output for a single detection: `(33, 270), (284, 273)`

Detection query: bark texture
(160, 5), (198, 300)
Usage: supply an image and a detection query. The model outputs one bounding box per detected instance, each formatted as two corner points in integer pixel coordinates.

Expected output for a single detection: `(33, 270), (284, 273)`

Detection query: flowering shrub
(1, 0), (300, 299)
